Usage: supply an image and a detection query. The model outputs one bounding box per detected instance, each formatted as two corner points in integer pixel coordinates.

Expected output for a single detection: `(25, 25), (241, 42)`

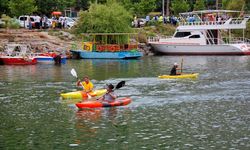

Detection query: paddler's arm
(108, 92), (117, 99)
(76, 80), (82, 86)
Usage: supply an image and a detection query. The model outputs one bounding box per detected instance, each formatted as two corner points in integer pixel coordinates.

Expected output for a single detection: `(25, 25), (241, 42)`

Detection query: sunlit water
(0, 56), (250, 149)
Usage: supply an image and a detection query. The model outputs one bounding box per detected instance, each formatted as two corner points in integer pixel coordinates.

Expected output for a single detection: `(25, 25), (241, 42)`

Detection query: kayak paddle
(115, 81), (125, 90)
(70, 68), (91, 99)
(70, 68), (78, 79)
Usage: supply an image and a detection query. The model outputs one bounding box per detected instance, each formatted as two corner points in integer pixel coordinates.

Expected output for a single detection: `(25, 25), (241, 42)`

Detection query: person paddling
(170, 63), (181, 75)
(76, 76), (94, 93)
(98, 84), (117, 103)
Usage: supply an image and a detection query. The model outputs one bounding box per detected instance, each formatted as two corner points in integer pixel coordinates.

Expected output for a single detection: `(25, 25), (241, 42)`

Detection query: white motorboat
(148, 10), (250, 55)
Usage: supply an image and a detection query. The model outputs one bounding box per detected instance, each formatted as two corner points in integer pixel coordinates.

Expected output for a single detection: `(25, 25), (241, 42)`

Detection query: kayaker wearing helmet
(98, 84), (117, 103)
(76, 76), (94, 93)
(170, 63), (181, 75)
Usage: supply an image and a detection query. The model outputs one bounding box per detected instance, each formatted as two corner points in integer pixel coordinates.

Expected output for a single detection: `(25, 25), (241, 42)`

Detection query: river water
(0, 56), (250, 149)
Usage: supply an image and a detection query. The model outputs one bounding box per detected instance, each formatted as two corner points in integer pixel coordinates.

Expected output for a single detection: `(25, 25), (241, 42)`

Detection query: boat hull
(150, 43), (250, 55)
(158, 73), (199, 79)
(75, 97), (132, 108)
(35, 56), (67, 64)
(0, 57), (37, 65)
(71, 50), (143, 59)
(60, 89), (107, 99)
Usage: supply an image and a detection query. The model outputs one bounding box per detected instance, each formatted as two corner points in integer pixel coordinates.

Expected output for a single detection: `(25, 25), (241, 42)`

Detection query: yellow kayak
(61, 89), (107, 99)
(158, 73), (199, 79)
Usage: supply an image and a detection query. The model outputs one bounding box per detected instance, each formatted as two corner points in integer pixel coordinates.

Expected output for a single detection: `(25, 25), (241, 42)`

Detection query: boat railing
(179, 18), (247, 26)
(226, 37), (250, 44)
(206, 37), (250, 45)
(93, 44), (138, 52)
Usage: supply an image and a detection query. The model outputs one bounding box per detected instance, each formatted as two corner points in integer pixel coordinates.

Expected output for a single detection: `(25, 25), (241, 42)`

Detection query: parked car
(18, 15), (40, 28)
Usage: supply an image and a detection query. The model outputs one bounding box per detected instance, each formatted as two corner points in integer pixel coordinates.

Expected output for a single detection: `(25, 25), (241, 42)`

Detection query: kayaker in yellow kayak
(170, 63), (181, 75)
(98, 84), (117, 103)
(76, 76), (94, 93)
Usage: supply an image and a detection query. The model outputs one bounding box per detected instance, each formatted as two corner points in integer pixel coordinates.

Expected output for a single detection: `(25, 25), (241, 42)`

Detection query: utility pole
(166, 0), (170, 16)
(162, 0), (165, 17)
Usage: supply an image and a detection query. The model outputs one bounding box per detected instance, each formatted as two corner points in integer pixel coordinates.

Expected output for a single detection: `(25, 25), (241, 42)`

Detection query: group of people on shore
(27, 15), (71, 30)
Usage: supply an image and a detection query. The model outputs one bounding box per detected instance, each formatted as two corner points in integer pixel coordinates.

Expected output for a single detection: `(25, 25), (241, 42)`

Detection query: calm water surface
(0, 56), (250, 149)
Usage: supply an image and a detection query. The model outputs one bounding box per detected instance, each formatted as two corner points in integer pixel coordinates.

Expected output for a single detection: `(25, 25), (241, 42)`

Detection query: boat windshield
(174, 32), (191, 38)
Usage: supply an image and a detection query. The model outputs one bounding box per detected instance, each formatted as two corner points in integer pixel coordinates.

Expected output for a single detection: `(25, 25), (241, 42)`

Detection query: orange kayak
(75, 97), (132, 108)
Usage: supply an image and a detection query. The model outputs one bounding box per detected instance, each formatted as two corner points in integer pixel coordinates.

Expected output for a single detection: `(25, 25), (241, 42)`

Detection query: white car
(18, 15), (40, 28)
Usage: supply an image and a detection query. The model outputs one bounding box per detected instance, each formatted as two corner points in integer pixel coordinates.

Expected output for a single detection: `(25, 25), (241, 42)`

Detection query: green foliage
(142, 24), (176, 37)
(246, 0), (250, 12)
(1, 14), (19, 29)
(74, 0), (90, 11)
(9, 0), (37, 17)
(171, 0), (190, 15)
(0, 0), (10, 16)
(74, 1), (132, 34)
(222, 0), (245, 11)
(193, 0), (205, 11)
(120, 0), (157, 16)
(35, 0), (74, 16)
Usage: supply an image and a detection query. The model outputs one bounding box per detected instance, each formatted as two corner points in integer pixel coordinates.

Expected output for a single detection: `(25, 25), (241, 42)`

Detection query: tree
(0, 0), (10, 16)
(74, 0), (90, 11)
(194, 0), (205, 11)
(171, 0), (189, 15)
(119, 0), (156, 16)
(222, 0), (245, 11)
(74, 1), (132, 34)
(35, 0), (75, 16)
(9, 0), (37, 17)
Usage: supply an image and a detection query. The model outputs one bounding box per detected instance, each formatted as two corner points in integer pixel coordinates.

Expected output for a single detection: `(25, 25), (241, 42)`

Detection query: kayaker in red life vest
(170, 63), (181, 75)
(98, 84), (117, 103)
(76, 76), (94, 93)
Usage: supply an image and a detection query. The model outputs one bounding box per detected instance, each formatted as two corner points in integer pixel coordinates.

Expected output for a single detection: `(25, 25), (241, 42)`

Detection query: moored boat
(61, 89), (107, 99)
(71, 33), (143, 59)
(148, 10), (250, 55)
(0, 44), (37, 65)
(0, 55), (37, 65)
(158, 73), (199, 79)
(75, 97), (132, 108)
(34, 53), (67, 64)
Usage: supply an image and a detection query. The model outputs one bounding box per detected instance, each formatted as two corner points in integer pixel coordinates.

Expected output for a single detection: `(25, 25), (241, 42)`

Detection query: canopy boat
(148, 10), (250, 55)
(0, 44), (37, 65)
(75, 97), (132, 108)
(71, 33), (143, 59)
(158, 73), (199, 79)
(61, 89), (107, 99)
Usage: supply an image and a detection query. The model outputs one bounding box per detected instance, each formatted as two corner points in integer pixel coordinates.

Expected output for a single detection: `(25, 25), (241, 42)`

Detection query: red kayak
(75, 97), (132, 108)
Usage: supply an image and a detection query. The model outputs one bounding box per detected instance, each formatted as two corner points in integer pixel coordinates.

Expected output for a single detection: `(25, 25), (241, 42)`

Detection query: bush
(1, 14), (20, 29)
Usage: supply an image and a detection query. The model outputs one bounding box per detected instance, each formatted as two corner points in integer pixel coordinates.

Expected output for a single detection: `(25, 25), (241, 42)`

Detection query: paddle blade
(71, 68), (78, 78)
(115, 81), (125, 89)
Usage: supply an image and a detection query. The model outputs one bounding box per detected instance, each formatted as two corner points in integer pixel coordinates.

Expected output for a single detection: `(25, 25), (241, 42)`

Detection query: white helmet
(174, 63), (178, 66)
